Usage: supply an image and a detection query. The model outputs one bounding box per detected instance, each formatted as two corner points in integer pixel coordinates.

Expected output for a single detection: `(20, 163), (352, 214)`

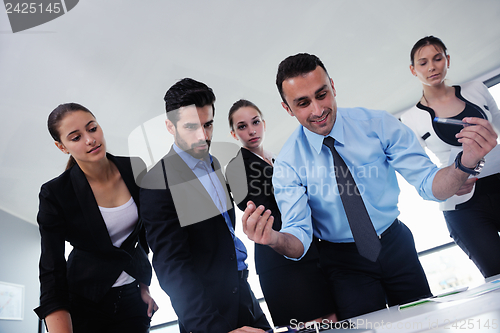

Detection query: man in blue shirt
(242, 54), (498, 320)
(140, 78), (270, 333)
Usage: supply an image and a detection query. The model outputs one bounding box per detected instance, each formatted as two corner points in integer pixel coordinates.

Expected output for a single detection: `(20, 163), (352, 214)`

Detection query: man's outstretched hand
(241, 201), (276, 246)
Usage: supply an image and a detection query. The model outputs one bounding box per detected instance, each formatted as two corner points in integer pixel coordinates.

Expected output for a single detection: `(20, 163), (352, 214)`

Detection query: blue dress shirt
(174, 144), (248, 270)
(273, 108), (441, 259)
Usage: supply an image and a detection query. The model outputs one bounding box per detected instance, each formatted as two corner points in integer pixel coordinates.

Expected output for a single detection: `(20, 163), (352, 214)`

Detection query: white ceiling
(1, 0), (500, 225)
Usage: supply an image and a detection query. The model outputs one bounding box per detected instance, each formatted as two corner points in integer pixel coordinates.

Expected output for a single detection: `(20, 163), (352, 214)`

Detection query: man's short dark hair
(276, 53), (329, 106)
(164, 78), (216, 126)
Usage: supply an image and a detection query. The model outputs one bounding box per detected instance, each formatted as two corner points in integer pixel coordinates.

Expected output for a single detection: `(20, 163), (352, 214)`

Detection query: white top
(401, 81), (500, 210)
(99, 196), (138, 287)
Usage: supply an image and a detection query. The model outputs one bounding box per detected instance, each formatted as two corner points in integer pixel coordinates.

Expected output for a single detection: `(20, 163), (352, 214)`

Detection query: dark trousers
(236, 270), (271, 330)
(444, 174), (500, 278)
(258, 260), (336, 327)
(319, 220), (432, 320)
(70, 281), (151, 333)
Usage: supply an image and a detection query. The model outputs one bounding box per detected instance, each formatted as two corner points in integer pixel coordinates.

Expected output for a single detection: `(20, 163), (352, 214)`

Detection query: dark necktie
(323, 136), (381, 262)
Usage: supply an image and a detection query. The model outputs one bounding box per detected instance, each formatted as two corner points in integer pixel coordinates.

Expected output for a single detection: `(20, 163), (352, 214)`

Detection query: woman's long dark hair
(47, 103), (95, 170)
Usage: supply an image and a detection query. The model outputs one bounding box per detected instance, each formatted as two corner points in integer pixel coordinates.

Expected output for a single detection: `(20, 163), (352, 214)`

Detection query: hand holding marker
(433, 117), (474, 127)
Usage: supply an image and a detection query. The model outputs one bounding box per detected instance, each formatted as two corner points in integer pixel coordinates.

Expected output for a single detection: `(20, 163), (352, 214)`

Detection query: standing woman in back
(401, 36), (500, 278)
(35, 103), (157, 333)
(226, 99), (336, 327)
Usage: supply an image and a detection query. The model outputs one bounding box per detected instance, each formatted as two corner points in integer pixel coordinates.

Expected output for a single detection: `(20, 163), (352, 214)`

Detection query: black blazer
(35, 154), (152, 319)
(226, 148), (320, 274)
(140, 147), (242, 333)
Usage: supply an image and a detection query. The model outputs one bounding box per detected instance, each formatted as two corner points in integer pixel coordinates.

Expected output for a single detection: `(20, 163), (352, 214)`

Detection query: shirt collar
(303, 109), (345, 154)
(173, 143), (212, 170)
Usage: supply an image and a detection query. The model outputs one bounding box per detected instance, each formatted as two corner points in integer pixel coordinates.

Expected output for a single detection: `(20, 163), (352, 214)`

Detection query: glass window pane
(419, 246), (485, 295)
(488, 81), (500, 103)
(397, 173), (452, 252)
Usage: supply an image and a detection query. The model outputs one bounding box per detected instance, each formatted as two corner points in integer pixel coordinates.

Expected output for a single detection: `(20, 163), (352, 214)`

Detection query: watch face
(476, 159), (485, 172)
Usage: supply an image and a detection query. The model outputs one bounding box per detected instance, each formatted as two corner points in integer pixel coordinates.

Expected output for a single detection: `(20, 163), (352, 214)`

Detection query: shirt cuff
(424, 166), (444, 202)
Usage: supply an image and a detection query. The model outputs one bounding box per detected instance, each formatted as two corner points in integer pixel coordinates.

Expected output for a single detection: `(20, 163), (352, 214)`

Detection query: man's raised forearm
(432, 165), (470, 201)
(269, 232), (304, 259)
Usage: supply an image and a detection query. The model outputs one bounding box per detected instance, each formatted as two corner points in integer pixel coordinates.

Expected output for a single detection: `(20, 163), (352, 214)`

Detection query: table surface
(321, 274), (500, 333)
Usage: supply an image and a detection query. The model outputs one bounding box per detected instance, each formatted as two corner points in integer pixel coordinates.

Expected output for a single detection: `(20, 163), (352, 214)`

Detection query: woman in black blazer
(226, 99), (336, 327)
(35, 103), (157, 333)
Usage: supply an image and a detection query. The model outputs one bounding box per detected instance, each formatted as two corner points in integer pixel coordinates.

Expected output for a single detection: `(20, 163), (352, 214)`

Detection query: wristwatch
(454, 151), (484, 176)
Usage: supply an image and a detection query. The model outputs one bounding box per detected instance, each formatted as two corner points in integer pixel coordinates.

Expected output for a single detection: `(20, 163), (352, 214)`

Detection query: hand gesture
(457, 117), (498, 168)
(241, 201), (276, 246)
(140, 283), (159, 317)
(455, 177), (477, 196)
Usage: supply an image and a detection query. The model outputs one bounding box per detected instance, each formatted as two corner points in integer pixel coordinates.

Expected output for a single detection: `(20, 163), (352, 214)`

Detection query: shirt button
(230, 254), (236, 260)
(232, 287), (238, 294)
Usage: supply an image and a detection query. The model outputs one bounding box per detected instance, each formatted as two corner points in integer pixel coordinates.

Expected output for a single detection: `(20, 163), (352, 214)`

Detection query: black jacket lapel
(69, 163), (113, 250)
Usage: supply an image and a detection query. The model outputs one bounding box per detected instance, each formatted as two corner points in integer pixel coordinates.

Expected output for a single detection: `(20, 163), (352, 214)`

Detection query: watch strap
(454, 151), (483, 176)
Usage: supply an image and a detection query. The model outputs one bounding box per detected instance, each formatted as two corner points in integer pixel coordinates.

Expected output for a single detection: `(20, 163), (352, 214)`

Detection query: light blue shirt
(174, 144), (248, 270)
(273, 108), (441, 259)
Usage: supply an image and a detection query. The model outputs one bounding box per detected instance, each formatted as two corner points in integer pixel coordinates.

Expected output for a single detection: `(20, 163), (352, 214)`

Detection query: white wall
(0, 210), (41, 333)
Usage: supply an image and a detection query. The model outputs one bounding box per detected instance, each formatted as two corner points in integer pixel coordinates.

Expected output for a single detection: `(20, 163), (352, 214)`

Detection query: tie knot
(323, 136), (335, 149)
